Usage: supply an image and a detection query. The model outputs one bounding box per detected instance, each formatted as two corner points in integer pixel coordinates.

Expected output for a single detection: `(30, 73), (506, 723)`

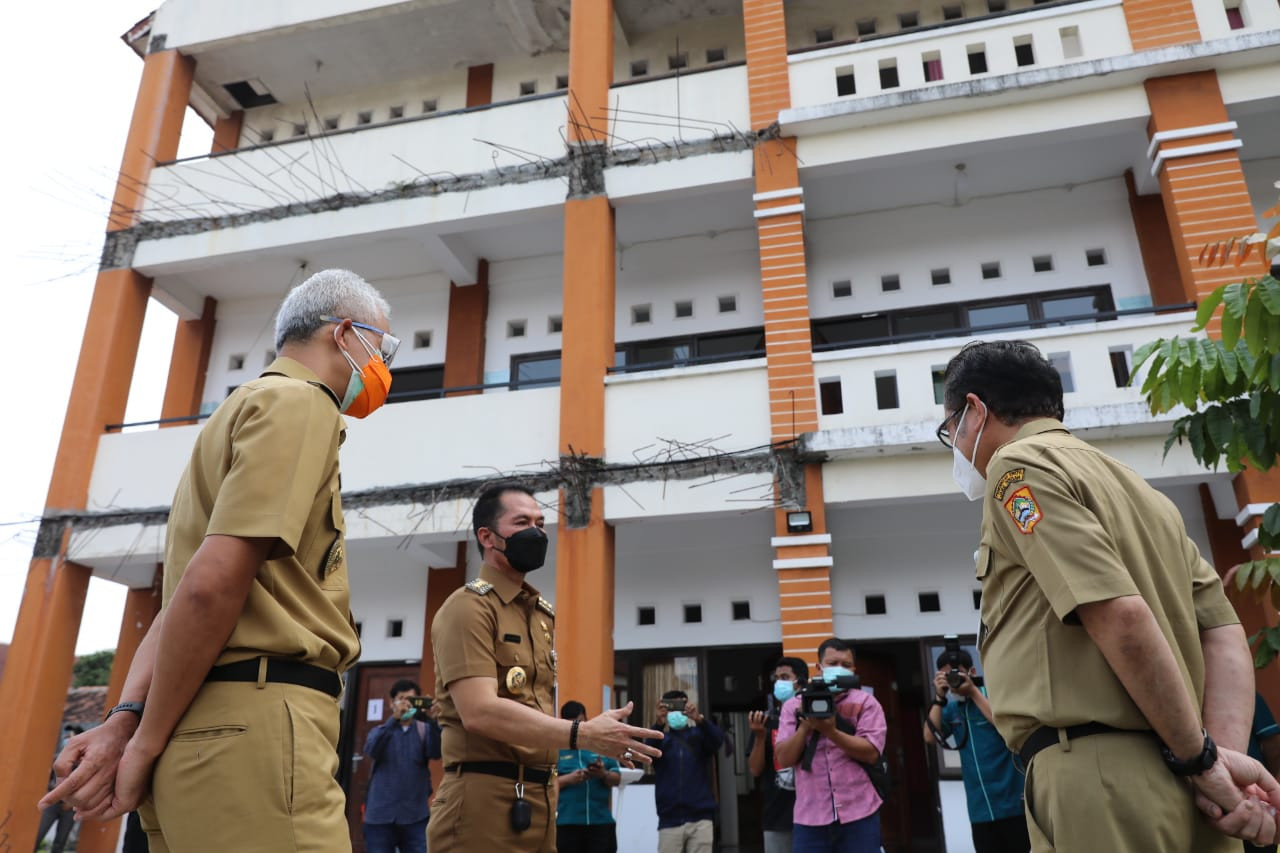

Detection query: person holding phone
(363, 679), (442, 853)
(556, 700), (621, 853)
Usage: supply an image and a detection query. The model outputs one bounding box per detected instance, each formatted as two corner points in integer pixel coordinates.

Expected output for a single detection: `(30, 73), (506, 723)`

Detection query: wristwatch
(104, 701), (145, 723)
(931, 696), (948, 708)
(1161, 729), (1218, 776)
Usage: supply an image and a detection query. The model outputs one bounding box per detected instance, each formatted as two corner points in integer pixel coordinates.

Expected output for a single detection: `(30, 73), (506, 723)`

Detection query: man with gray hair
(43, 269), (396, 852)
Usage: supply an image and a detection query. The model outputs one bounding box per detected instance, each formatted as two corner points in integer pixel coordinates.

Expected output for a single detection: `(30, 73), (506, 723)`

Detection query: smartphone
(409, 696), (434, 712)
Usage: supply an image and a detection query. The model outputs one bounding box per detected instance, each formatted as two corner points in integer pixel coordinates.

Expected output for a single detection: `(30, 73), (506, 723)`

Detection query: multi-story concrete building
(2, 0), (1278, 850)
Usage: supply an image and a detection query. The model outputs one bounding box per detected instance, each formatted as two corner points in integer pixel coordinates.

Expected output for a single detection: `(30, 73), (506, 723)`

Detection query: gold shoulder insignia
(466, 579), (494, 595)
(536, 597), (555, 618)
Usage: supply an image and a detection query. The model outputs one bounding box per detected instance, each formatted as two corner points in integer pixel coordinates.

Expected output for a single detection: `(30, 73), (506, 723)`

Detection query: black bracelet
(931, 697), (948, 708)
(569, 719), (580, 750)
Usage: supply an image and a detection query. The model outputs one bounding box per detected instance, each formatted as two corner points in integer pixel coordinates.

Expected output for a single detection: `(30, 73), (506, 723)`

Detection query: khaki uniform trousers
(427, 769), (557, 852)
(1024, 730), (1236, 853)
(138, 681), (349, 853)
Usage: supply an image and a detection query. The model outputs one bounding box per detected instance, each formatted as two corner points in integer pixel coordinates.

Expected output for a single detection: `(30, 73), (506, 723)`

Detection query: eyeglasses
(321, 316), (400, 366)
(936, 409), (962, 450)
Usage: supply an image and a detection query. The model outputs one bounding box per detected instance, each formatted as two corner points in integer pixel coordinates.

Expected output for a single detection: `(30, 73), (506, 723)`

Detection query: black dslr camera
(799, 673), (861, 720)
(943, 635), (967, 690)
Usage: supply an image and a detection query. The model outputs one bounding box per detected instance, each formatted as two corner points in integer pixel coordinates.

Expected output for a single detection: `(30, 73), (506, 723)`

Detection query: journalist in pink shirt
(775, 638), (887, 853)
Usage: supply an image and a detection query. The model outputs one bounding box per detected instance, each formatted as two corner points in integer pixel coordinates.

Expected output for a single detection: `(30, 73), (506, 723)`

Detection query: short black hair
(389, 678), (420, 698)
(942, 340), (1065, 423)
(561, 700), (587, 720)
(774, 656), (809, 684)
(661, 689), (689, 702)
(817, 637), (853, 663)
(936, 649), (975, 670)
(473, 482), (536, 555)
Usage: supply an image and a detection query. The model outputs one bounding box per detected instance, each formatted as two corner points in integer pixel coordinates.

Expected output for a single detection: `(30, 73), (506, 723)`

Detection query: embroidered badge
(466, 579), (494, 595)
(1004, 485), (1043, 534)
(505, 666), (528, 691)
(992, 468), (1025, 501)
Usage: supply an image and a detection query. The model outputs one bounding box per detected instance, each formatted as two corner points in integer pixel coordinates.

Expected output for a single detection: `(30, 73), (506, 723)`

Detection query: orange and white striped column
(0, 47), (192, 850)
(744, 0), (835, 661)
(1121, 0), (1203, 52)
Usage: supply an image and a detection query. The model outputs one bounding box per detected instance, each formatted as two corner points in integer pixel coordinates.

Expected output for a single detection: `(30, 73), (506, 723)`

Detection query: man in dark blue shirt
(924, 650), (1027, 853)
(363, 679), (442, 853)
(648, 690), (725, 853)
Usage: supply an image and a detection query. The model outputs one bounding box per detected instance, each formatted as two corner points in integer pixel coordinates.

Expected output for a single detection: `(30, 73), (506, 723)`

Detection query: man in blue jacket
(648, 690), (725, 853)
(363, 679), (442, 853)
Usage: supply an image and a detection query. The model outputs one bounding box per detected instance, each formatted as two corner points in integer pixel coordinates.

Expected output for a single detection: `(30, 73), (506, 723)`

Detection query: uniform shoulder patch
(992, 468), (1025, 502)
(466, 579), (494, 595)
(1004, 485), (1043, 534)
(536, 597), (555, 618)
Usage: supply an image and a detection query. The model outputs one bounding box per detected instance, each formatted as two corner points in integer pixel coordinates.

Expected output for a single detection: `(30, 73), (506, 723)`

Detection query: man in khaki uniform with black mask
(938, 339), (1280, 853)
(43, 269), (397, 852)
(428, 483), (663, 852)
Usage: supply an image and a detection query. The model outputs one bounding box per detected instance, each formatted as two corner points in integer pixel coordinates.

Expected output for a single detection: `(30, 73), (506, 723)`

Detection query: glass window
(895, 308), (958, 338)
(387, 365), (445, 403)
(968, 302), (1030, 330)
(1041, 292), (1110, 324)
(512, 355), (561, 389)
(634, 340), (692, 367)
(813, 314), (889, 347)
(698, 330), (765, 361)
(1049, 352), (1075, 393)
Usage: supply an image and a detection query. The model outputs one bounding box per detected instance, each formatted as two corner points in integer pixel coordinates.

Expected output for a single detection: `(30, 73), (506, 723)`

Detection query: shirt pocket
(495, 639), (532, 697)
(975, 540), (993, 580)
(319, 489), (347, 590)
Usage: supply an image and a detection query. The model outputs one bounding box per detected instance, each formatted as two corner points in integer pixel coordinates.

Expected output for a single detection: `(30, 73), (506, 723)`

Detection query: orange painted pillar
(1144, 71), (1260, 316)
(421, 543), (468, 795)
(211, 110), (244, 154)
(553, 0), (616, 718)
(443, 260), (490, 396)
(1121, 0), (1203, 51)
(0, 48), (192, 850)
(743, 0), (835, 662)
(1123, 170), (1186, 309)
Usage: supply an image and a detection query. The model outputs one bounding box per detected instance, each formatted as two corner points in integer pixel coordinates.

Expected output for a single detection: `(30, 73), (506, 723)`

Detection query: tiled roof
(63, 685), (109, 729)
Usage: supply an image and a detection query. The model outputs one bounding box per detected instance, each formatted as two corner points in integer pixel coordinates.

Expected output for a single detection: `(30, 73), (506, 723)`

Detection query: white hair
(274, 269), (392, 351)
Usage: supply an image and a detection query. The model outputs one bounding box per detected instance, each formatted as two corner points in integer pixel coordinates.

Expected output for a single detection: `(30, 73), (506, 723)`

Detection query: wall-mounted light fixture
(786, 511), (814, 533)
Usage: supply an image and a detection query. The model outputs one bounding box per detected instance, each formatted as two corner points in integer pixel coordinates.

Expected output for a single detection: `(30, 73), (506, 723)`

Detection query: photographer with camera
(647, 690), (725, 853)
(362, 678), (442, 853)
(747, 657), (809, 853)
(775, 638), (887, 853)
(923, 642), (1028, 853)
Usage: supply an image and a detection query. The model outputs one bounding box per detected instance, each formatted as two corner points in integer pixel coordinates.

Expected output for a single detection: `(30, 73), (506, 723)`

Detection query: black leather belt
(445, 761), (553, 785)
(205, 658), (342, 698)
(1019, 722), (1138, 765)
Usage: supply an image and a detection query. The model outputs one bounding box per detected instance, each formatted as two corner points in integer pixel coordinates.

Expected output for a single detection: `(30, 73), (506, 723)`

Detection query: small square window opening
(548, 315), (563, 334)
(981, 261), (1002, 279)
(706, 47), (727, 63)
(555, 74), (569, 90)
(683, 603), (703, 623)
(988, 0), (1007, 11)
(967, 46), (989, 74)
(1014, 38), (1036, 67)
(899, 12), (920, 28)
(631, 59), (649, 77)
(519, 80), (537, 96)
(718, 295), (737, 313)
(674, 300), (694, 319)
(857, 18), (878, 36)
(387, 619), (404, 638)
(879, 61), (900, 89)
(632, 305), (652, 325)
(875, 370), (900, 410)
(668, 53), (689, 70)
(815, 27), (835, 43)
(1109, 346), (1133, 388)
(943, 4), (964, 19)
(638, 606), (656, 626)
(732, 601), (751, 621)
(1060, 25), (1083, 58)
(507, 320), (527, 338)
(1086, 248), (1107, 266)
(836, 68), (857, 96)
(357, 110), (373, 125)
(931, 268), (951, 285)
(923, 52), (944, 82)
(931, 366), (947, 405)
(413, 331), (433, 349)
(292, 122), (308, 137)
(919, 592), (941, 613)
(865, 594), (887, 615)
(229, 354), (246, 370)
(1033, 255), (1054, 272)
(389, 105), (405, 119)
(881, 273), (901, 292)
(322, 116), (340, 131)
(833, 279), (853, 298)
(819, 378), (844, 415)
(258, 128), (276, 143)
(422, 99), (438, 113)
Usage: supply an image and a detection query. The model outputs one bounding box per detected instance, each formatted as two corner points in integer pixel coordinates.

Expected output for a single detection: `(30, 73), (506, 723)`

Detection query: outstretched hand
(577, 702), (664, 767)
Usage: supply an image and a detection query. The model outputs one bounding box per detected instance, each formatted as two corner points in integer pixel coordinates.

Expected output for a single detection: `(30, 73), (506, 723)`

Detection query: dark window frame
(387, 363), (446, 403)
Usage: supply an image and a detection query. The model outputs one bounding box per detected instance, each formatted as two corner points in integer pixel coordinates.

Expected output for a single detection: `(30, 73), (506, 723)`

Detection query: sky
(1, 1), (212, 655)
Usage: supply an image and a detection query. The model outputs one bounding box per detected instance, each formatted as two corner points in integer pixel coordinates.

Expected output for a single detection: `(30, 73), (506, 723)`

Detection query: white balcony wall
(143, 97), (569, 222)
(614, 16), (747, 84)
(787, 0), (1132, 111)
(617, 229), (763, 343)
(1193, 0), (1280, 40)
(607, 66), (751, 144)
(613, 513), (781, 650)
(785, 0), (1057, 49)
(812, 312), (1198, 432)
(199, 273), (451, 416)
(827, 483), (1215, 641)
(808, 178), (1152, 318)
(483, 255), (565, 386)
(605, 360), (771, 460)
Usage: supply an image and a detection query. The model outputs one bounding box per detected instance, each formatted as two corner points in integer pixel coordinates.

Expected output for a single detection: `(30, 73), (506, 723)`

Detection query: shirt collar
(478, 562), (540, 605)
(261, 356), (346, 442)
(1010, 417), (1069, 442)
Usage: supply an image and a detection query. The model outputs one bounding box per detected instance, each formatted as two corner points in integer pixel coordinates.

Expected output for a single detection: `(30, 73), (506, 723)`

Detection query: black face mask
(496, 526), (548, 573)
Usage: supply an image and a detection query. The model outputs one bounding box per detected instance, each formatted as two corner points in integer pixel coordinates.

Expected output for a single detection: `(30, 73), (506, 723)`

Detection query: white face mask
(950, 402), (988, 502)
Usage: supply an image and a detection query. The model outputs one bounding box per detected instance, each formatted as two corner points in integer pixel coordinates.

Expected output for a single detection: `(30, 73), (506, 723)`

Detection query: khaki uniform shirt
(163, 357), (360, 672)
(432, 563), (558, 769)
(977, 419), (1238, 751)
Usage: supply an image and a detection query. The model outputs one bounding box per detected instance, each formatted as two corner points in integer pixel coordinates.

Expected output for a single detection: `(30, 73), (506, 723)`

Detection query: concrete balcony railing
(786, 0), (1133, 112)
(805, 311), (1198, 456)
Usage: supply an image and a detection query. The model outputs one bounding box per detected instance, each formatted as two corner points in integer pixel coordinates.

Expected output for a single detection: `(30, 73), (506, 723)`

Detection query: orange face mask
(336, 326), (393, 418)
